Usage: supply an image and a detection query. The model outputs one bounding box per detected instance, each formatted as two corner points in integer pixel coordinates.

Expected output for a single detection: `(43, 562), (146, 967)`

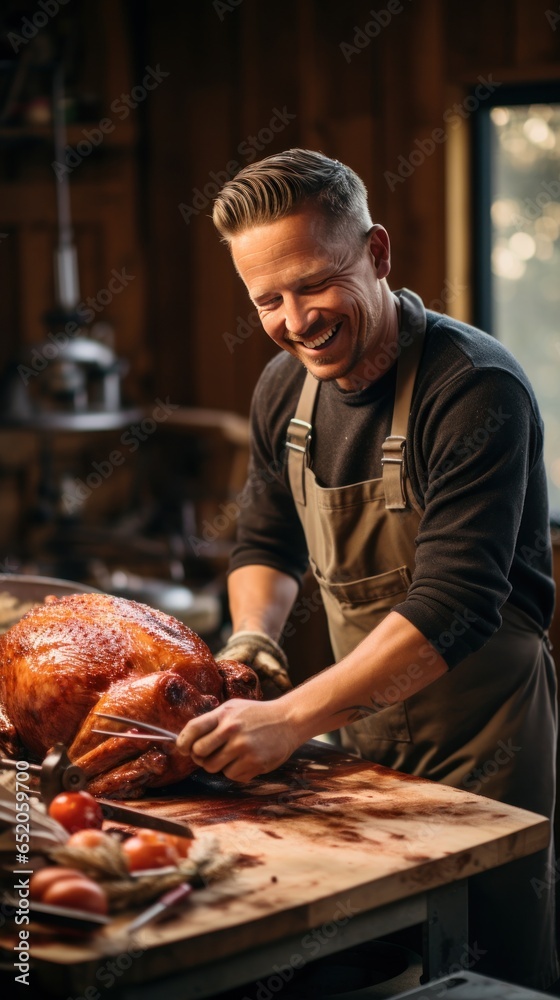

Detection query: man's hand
(177, 612), (449, 785)
(216, 630), (292, 698)
(175, 698), (299, 783)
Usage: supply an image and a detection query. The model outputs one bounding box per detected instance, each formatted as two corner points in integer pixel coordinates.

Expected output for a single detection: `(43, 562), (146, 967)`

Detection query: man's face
(230, 205), (393, 390)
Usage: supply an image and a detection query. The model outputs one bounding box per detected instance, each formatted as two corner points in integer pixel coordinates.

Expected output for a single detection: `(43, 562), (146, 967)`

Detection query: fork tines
(92, 712), (177, 741)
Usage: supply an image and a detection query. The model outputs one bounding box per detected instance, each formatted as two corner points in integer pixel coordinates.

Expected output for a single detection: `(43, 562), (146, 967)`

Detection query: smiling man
(235, 209), (396, 389)
(177, 149), (558, 988)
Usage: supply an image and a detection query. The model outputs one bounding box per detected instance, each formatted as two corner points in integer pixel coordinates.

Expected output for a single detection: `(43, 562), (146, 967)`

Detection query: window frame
(472, 80), (560, 335)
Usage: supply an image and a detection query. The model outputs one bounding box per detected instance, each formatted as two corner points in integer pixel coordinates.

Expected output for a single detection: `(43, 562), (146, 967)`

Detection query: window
(473, 86), (560, 518)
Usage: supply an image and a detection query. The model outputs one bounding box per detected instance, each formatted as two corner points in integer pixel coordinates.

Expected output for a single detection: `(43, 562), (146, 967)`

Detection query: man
(177, 149), (558, 988)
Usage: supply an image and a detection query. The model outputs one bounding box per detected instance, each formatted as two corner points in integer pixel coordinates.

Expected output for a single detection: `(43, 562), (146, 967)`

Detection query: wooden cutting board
(2, 741), (550, 995)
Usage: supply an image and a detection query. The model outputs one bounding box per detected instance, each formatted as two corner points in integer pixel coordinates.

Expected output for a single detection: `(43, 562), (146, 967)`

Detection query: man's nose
(283, 296), (319, 336)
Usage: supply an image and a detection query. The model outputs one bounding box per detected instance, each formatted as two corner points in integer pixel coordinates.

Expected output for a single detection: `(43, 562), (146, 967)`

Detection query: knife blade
(126, 882), (193, 933)
(2, 894), (110, 932)
(97, 797), (194, 839)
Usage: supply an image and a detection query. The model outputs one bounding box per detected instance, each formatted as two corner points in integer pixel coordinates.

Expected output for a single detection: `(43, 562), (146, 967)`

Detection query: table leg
(423, 879), (469, 979)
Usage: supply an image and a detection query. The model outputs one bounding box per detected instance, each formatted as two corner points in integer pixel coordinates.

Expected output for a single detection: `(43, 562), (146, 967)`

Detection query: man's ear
(367, 224), (391, 280)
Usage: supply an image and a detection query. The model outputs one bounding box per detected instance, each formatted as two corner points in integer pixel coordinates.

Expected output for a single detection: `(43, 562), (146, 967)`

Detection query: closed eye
(301, 278), (331, 292)
(255, 277), (332, 310)
(256, 297), (281, 311)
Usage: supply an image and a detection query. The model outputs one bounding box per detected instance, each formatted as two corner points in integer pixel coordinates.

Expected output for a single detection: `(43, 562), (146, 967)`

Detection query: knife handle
(160, 883), (193, 907)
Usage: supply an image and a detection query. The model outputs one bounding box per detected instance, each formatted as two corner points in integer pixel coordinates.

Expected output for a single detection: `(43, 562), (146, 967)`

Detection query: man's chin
(299, 354), (362, 386)
(299, 358), (338, 382)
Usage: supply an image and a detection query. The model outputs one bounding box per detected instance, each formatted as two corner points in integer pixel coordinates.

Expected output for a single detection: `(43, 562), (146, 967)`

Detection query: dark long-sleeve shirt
(229, 290), (555, 668)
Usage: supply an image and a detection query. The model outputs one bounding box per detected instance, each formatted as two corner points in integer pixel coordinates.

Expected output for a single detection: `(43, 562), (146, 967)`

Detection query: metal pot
(91, 569), (222, 636)
(0, 574), (100, 633)
(0, 573), (221, 637)
(0, 574), (99, 603)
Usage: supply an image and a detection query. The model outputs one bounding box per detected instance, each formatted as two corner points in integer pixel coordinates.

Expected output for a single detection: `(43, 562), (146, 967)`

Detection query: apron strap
(382, 293), (426, 510)
(287, 373), (319, 506)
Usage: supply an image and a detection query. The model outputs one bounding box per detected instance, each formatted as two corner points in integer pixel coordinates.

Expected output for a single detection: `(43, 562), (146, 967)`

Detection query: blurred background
(0, 0), (559, 676)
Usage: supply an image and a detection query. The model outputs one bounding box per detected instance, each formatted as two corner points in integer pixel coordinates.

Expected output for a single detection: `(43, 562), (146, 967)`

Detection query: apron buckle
(381, 435), (407, 510)
(286, 417), (312, 456)
(286, 417), (312, 507)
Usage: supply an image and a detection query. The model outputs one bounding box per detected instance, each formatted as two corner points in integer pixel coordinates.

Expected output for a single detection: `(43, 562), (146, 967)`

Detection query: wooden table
(7, 742), (550, 998)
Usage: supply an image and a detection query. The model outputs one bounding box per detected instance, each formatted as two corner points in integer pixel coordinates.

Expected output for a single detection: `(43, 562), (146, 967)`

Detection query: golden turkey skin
(0, 593), (261, 797)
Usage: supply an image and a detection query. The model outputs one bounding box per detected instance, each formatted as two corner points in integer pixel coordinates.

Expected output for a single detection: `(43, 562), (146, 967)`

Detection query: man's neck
(336, 289), (401, 392)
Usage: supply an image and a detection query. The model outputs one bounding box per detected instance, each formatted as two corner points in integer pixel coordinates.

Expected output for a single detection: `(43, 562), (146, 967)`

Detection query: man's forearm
(176, 609), (449, 782)
(227, 564), (299, 640)
(284, 611), (448, 744)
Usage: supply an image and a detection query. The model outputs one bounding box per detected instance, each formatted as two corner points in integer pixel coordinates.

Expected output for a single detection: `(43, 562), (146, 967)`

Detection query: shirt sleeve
(392, 366), (544, 667)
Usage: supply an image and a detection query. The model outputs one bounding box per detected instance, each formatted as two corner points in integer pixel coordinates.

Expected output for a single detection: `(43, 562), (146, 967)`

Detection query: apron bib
(286, 289), (558, 987)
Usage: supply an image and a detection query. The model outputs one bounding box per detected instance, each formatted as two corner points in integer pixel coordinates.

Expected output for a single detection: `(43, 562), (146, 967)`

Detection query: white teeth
(293, 324), (339, 349)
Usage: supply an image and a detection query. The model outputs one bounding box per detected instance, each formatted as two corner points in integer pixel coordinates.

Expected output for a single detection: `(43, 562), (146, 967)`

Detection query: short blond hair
(212, 148), (373, 245)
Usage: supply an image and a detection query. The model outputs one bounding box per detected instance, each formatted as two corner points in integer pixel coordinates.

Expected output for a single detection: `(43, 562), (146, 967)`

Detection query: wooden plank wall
(143, 0), (560, 414)
(1, 0), (558, 412)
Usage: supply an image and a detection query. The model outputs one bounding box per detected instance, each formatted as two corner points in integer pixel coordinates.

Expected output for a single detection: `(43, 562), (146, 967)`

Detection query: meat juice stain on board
(234, 854), (265, 868)
(150, 749), (424, 834)
(108, 741), (510, 843)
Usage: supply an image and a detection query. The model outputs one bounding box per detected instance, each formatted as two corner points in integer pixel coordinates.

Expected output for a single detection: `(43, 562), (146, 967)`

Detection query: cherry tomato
(30, 867), (90, 901)
(66, 829), (114, 850)
(48, 791), (104, 834)
(123, 829), (180, 871)
(42, 876), (108, 915)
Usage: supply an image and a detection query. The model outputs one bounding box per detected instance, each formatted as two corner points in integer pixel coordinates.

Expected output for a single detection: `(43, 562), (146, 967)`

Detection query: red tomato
(66, 829), (114, 850)
(30, 867), (89, 901)
(48, 791), (104, 834)
(123, 829), (180, 871)
(42, 876), (108, 915)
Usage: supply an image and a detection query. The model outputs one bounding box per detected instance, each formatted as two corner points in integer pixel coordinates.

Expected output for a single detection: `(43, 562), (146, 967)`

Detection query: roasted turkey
(0, 592), (261, 797)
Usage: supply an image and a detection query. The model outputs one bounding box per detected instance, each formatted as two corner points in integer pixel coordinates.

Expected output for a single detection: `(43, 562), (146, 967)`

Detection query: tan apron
(286, 290), (558, 988)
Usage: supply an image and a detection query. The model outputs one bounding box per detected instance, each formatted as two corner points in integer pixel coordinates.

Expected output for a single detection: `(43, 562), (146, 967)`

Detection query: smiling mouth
(289, 322), (342, 351)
